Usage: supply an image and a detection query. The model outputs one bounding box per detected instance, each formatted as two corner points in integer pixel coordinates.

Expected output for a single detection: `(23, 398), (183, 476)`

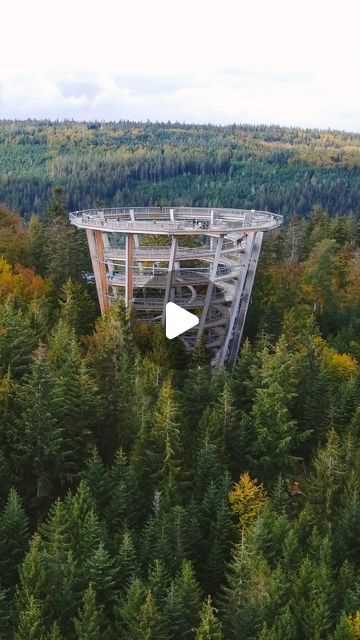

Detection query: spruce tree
(59, 279), (96, 337)
(16, 534), (48, 628)
(82, 447), (112, 519)
(46, 622), (63, 640)
(114, 577), (146, 639)
(73, 583), (104, 640)
(13, 350), (62, 518)
(308, 428), (346, 524)
(173, 560), (202, 638)
(151, 379), (185, 506)
(52, 331), (99, 488)
(0, 300), (37, 379)
(115, 530), (138, 593)
(0, 487), (29, 588)
(86, 542), (118, 617)
(14, 595), (45, 640)
(194, 597), (223, 640)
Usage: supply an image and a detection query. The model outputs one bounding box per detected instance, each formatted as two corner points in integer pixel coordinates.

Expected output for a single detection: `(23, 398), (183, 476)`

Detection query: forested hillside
(1, 192), (360, 639)
(0, 120), (360, 217)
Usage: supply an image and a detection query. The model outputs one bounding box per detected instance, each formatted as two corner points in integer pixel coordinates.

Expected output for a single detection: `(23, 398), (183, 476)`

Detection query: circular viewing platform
(69, 206), (283, 235)
(70, 204), (282, 369)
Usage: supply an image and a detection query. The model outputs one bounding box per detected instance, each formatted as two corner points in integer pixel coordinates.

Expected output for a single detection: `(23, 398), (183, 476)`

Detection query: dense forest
(1, 184), (360, 639)
(0, 120), (360, 217)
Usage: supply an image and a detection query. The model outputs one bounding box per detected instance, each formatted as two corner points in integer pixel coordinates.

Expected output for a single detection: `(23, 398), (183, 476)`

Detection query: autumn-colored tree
(228, 472), (267, 530)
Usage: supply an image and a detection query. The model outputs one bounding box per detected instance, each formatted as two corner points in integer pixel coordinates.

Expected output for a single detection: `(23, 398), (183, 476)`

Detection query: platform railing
(69, 208), (283, 232)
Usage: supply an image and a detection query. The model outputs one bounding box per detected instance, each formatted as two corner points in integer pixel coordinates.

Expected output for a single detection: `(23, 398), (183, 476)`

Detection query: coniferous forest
(0, 120), (359, 218)
(1, 121), (360, 638)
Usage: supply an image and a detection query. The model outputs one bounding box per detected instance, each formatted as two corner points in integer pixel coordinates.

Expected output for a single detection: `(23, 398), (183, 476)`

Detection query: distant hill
(0, 119), (359, 217)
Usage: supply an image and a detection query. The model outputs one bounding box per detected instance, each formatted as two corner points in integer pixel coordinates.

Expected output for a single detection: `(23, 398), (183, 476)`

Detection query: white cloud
(0, 0), (359, 130)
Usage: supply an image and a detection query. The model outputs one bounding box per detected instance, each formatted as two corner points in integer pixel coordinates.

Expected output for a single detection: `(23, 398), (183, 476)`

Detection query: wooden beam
(86, 229), (109, 314)
(161, 236), (178, 324)
(125, 234), (134, 306)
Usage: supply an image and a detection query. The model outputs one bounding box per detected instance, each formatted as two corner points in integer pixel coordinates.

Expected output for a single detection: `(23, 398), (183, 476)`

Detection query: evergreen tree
(46, 622), (63, 640)
(0, 487), (29, 588)
(59, 279), (96, 337)
(16, 534), (48, 628)
(194, 597), (223, 640)
(13, 350), (62, 518)
(173, 560), (202, 638)
(52, 331), (99, 487)
(220, 534), (265, 639)
(308, 429), (346, 523)
(0, 299), (37, 379)
(86, 542), (117, 617)
(14, 595), (45, 640)
(151, 379), (185, 506)
(115, 530), (138, 593)
(82, 448), (112, 518)
(73, 583), (104, 640)
(114, 577), (146, 639)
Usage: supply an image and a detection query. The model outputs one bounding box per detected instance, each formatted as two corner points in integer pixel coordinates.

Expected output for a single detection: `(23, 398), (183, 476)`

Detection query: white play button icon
(165, 302), (199, 339)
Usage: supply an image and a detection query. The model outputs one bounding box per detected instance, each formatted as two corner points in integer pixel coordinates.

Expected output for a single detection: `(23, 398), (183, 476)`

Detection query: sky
(0, 0), (359, 131)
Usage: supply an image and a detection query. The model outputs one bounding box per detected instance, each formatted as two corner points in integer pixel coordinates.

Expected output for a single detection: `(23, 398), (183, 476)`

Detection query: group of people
(192, 219), (210, 230)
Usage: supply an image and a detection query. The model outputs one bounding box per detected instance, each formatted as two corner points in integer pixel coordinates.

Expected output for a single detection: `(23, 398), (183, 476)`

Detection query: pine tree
(137, 590), (166, 640)
(66, 480), (98, 561)
(115, 530), (138, 593)
(59, 279), (96, 337)
(73, 583), (104, 640)
(114, 577), (146, 639)
(181, 361), (212, 464)
(28, 215), (48, 278)
(0, 488), (29, 588)
(194, 597), (223, 640)
(13, 350), (62, 518)
(39, 499), (79, 635)
(163, 581), (188, 639)
(151, 379), (185, 506)
(16, 534), (48, 627)
(86, 542), (117, 617)
(0, 299), (37, 379)
(82, 448), (112, 518)
(52, 331), (99, 487)
(332, 613), (353, 640)
(210, 381), (239, 471)
(147, 559), (171, 605)
(106, 449), (139, 541)
(14, 595), (45, 640)
(308, 428), (346, 523)
(219, 534), (264, 639)
(46, 622), (63, 640)
(199, 475), (235, 594)
(173, 560), (202, 638)
(248, 380), (301, 483)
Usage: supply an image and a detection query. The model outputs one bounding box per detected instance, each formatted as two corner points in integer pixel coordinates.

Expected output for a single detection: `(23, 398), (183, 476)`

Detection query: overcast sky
(0, 0), (359, 131)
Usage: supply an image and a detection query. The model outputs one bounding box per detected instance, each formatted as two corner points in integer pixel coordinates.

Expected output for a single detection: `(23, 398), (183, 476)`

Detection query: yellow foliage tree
(228, 472), (267, 530)
(347, 611), (360, 639)
(0, 257), (45, 303)
(314, 336), (358, 380)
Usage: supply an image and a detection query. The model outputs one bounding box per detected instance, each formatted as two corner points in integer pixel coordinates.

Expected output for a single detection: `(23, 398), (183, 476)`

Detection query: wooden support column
(86, 229), (109, 314)
(125, 234), (134, 306)
(161, 236), (177, 324)
(196, 235), (224, 344)
(217, 231), (255, 367)
(130, 209), (140, 249)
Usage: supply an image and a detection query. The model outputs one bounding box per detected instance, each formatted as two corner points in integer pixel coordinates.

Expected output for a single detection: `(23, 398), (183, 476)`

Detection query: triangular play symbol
(165, 302), (199, 339)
